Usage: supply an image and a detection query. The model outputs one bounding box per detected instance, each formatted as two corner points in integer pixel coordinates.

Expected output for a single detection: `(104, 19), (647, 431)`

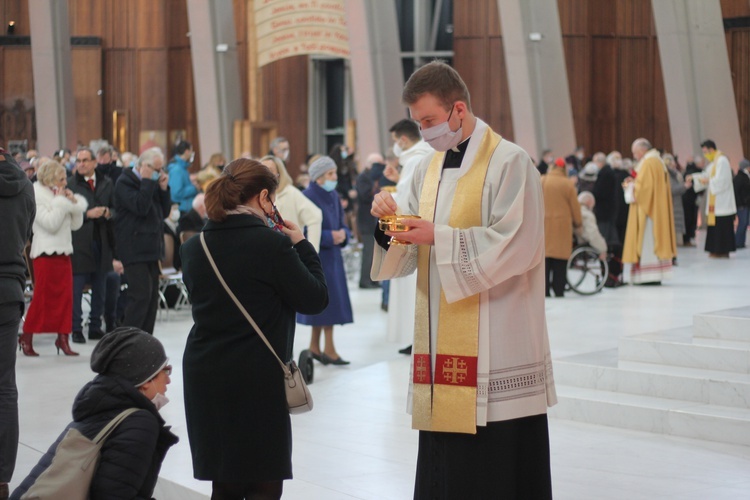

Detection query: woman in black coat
(11, 328), (178, 500)
(180, 158), (328, 499)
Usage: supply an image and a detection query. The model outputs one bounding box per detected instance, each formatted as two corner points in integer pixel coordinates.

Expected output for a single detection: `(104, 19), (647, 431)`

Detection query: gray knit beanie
(90, 327), (168, 387)
(308, 156), (337, 181)
(740, 158), (750, 171)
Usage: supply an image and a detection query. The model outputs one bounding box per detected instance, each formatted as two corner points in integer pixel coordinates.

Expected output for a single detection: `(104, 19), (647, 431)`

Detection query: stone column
(344, 0), (405, 156)
(652, 0), (744, 165)
(186, 0), (243, 163)
(28, 0), (77, 154)
(497, 0), (576, 158)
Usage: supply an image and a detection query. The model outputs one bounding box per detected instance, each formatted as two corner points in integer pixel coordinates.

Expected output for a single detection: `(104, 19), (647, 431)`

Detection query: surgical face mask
(281, 150), (290, 162)
(189, 152), (195, 163)
(704, 151), (716, 162)
(421, 105), (463, 152)
(340, 150), (348, 160)
(151, 170), (161, 181)
(392, 142), (403, 158)
(322, 179), (338, 192)
(151, 392), (169, 411)
(170, 208), (180, 222)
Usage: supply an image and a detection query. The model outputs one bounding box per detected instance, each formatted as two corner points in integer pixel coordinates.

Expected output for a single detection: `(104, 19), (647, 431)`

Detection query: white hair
(138, 147), (164, 169)
(578, 191), (595, 208)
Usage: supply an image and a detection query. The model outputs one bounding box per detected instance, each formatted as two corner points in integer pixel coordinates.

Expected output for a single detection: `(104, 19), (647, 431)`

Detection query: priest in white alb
(370, 61), (555, 499)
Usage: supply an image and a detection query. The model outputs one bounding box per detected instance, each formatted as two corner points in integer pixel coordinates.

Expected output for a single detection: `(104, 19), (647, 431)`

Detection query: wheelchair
(566, 245), (608, 295)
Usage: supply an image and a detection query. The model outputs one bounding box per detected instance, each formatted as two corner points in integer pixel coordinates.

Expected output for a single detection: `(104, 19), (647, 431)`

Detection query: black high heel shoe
(310, 351), (329, 365)
(321, 353), (350, 366)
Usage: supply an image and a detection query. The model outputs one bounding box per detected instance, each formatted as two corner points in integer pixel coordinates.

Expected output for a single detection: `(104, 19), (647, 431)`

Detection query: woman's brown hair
(204, 158), (279, 222)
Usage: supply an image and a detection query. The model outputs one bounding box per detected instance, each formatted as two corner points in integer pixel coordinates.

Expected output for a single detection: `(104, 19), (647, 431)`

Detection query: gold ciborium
(380, 186), (397, 194)
(378, 215), (421, 245)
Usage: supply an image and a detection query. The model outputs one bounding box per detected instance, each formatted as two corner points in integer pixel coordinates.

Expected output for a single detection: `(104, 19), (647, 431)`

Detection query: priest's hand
(371, 191), (398, 218)
(386, 218), (435, 246)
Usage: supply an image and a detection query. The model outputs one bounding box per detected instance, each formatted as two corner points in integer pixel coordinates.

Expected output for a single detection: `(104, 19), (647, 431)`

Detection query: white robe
(386, 139), (434, 344)
(372, 119), (557, 425)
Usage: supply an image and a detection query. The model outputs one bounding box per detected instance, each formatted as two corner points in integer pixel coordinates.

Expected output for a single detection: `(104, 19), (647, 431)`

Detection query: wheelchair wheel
(566, 246), (608, 295)
(298, 349), (314, 384)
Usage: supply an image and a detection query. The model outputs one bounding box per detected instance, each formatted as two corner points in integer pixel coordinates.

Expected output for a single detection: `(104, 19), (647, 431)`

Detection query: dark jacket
(176, 208), (205, 236)
(97, 161), (124, 186)
(10, 375), (178, 500)
(734, 169), (750, 208)
(113, 168), (172, 265)
(592, 164), (617, 223)
(0, 150), (35, 305)
(355, 164), (383, 233)
(68, 170), (116, 273)
(180, 214), (327, 481)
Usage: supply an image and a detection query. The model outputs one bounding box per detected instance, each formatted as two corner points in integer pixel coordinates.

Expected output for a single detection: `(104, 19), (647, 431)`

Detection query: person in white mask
(270, 136), (291, 163)
(370, 61), (555, 499)
(383, 119), (434, 355)
(299, 156), (353, 365)
(11, 327), (178, 499)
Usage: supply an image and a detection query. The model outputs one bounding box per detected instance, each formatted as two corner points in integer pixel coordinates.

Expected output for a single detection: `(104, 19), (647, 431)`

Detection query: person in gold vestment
(370, 61), (554, 500)
(622, 138), (677, 284)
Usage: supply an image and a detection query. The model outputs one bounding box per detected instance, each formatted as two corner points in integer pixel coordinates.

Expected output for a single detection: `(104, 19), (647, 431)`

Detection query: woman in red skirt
(21, 160), (87, 356)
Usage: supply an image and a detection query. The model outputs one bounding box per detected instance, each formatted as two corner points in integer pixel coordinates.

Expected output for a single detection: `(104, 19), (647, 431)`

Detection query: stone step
(551, 385), (750, 446)
(554, 349), (750, 408)
(618, 327), (750, 374)
(693, 306), (750, 342)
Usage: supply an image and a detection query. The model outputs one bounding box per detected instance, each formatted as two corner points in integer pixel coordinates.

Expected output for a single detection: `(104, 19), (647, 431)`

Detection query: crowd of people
(538, 138), (748, 295)
(1, 58), (749, 499)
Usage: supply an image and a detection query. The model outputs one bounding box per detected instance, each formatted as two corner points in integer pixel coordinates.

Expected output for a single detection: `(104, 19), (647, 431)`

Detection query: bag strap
(92, 408), (140, 444)
(200, 232), (290, 376)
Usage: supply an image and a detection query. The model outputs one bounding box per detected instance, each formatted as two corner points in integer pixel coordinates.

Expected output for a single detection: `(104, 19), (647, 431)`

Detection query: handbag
(20, 408), (139, 500)
(200, 232), (313, 414)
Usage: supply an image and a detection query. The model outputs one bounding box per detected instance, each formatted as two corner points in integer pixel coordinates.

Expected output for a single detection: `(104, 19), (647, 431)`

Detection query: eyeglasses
(162, 365), (172, 377)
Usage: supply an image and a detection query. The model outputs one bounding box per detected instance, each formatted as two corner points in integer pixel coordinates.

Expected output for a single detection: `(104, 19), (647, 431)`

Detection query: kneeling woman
(11, 327), (178, 499)
(180, 158), (328, 499)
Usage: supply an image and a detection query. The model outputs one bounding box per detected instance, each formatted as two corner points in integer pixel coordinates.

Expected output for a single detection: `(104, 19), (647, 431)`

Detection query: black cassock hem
(414, 413), (553, 500)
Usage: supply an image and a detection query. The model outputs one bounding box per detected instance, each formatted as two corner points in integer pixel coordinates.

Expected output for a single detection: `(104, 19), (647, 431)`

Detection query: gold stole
(412, 127), (501, 434)
(707, 151), (723, 227)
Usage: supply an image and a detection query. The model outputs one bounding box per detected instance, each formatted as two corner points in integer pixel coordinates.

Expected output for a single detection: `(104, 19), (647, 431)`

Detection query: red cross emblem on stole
(434, 354), (478, 387)
(412, 354), (432, 384)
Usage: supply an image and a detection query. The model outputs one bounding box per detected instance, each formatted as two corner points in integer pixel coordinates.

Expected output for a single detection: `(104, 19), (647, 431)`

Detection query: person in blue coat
(167, 140), (198, 215)
(298, 156), (353, 365)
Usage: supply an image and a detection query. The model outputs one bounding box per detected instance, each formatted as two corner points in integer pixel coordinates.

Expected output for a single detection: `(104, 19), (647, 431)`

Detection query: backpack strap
(93, 408), (141, 444)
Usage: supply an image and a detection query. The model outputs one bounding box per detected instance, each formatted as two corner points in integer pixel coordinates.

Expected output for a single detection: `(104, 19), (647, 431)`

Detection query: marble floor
(10, 230), (750, 499)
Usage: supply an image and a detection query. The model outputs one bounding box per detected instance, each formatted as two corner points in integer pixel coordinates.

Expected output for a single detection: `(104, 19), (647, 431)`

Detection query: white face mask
(281, 150), (290, 162)
(392, 142), (403, 158)
(151, 392), (169, 411)
(421, 105), (463, 152)
(170, 209), (180, 222)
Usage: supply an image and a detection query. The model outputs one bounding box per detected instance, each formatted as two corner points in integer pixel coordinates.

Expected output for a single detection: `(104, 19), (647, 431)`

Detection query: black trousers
(122, 261), (160, 334)
(545, 257), (567, 297)
(414, 414), (553, 500)
(0, 302), (22, 482)
(682, 192), (698, 242)
(359, 234), (379, 288)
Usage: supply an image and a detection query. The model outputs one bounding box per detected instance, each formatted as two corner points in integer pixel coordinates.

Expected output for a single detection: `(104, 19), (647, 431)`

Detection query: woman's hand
(371, 191), (398, 218)
(331, 229), (346, 245)
(280, 220), (305, 245)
